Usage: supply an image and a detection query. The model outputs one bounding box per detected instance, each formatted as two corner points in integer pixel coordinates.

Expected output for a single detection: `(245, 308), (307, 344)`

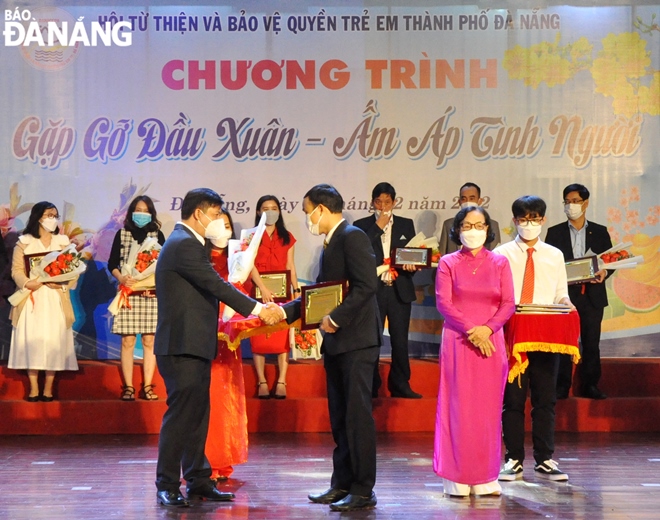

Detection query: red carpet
(1, 358), (658, 435)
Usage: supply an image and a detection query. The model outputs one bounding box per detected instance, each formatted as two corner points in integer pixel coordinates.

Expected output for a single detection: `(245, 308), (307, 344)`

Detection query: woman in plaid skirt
(108, 196), (165, 401)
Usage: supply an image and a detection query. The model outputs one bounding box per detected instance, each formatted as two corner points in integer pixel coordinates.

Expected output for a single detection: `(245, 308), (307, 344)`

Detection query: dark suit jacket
(284, 221), (381, 356)
(353, 214), (416, 303)
(154, 224), (258, 360)
(545, 220), (613, 309)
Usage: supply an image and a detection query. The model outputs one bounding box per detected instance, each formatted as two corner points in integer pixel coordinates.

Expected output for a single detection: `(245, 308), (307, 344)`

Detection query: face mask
(264, 209), (280, 226)
(132, 212), (151, 228)
(198, 211), (225, 239)
(460, 201), (479, 210)
(564, 203), (584, 221)
(516, 222), (543, 241)
(374, 210), (392, 219)
(209, 224), (232, 248)
(460, 229), (487, 249)
(41, 217), (59, 232)
(306, 206), (322, 236)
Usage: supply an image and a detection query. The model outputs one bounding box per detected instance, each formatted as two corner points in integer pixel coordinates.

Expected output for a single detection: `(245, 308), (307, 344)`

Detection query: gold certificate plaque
(301, 281), (346, 330)
(23, 252), (48, 277)
(254, 270), (291, 302)
(392, 247), (431, 268)
(565, 255), (599, 285)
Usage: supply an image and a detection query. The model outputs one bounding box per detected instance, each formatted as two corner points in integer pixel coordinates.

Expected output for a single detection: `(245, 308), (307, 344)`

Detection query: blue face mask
(132, 212), (152, 228)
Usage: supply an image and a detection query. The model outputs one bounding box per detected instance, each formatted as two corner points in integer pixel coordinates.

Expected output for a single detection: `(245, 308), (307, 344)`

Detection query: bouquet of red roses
(108, 237), (162, 315)
(8, 243), (86, 307)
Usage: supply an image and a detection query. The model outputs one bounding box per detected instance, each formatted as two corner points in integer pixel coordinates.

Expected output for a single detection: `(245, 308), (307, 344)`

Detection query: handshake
(258, 302), (285, 326)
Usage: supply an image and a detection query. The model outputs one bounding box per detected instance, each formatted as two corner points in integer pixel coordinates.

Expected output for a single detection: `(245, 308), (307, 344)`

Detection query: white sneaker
(498, 459), (523, 481)
(534, 459), (568, 481)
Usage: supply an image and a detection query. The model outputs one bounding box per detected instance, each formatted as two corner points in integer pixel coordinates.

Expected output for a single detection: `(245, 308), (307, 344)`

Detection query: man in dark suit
(545, 184), (612, 400)
(439, 182), (501, 254)
(283, 184), (381, 511)
(354, 182), (421, 398)
(154, 188), (281, 507)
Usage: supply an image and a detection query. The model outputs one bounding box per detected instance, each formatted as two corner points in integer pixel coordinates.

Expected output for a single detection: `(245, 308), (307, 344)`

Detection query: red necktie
(520, 247), (535, 304)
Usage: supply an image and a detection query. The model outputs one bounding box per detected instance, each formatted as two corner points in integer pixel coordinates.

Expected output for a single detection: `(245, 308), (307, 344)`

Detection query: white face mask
(374, 209), (392, 219)
(306, 206), (322, 236)
(460, 228), (487, 249)
(198, 211), (226, 240)
(516, 222), (543, 241)
(263, 209), (280, 226)
(460, 201), (480, 210)
(41, 217), (59, 232)
(564, 203), (584, 221)
(208, 222), (232, 248)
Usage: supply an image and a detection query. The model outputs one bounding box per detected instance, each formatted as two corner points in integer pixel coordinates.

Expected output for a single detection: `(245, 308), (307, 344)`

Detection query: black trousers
(557, 293), (604, 391)
(373, 284), (412, 394)
(325, 346), (379, 497)
(502, 351), (559, 465)
(155, 354), (213, 492)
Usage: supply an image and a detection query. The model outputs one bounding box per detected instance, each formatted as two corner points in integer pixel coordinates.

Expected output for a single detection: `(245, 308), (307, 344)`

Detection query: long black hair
(23, 201), (59, 238)
(254, 195), (291, 246)
(223, 209), (237, 241)
(124, 195), (161, 234)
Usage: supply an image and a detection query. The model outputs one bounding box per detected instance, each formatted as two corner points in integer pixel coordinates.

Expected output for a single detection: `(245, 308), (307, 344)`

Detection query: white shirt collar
(179, 221), (205, 245)
(324, 218), (346, 245)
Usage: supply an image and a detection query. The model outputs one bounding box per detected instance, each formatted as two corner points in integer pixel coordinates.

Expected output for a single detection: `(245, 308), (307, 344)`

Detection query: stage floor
(1, 432), (659, 519)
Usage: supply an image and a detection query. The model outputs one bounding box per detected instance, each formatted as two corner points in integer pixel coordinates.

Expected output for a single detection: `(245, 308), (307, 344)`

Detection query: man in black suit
(283, 184), (381, 511)
(354, 182), (421, 398)
(154, 188), (281, 507)
(545, 184), (612, 400)
(439, 182), (501, 254)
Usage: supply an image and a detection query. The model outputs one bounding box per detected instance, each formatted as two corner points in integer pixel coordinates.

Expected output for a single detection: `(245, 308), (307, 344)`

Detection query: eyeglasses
(516, 218), (543, 226)
(563, 199), (584, 205)
(460, 222), (487, 231)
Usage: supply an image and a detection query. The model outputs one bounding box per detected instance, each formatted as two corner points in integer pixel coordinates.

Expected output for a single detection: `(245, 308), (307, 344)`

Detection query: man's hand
(402, 264), (417, 272)
(320, 315), (338, 333)
(591, 269), (607, 283)
(376, 211), (391, 230)
(259, 302), (283, 325)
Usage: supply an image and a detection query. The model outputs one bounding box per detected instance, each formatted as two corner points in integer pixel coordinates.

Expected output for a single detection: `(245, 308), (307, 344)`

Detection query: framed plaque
(300, 281), (346, 330)
(253, 270), (291, 302)
(392, 247), (432, 268)
(23, 252), (48, 277)
(565, 255), (599, 285)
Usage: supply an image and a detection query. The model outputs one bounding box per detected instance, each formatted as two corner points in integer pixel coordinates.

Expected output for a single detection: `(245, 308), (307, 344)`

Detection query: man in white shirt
(494, 195), (573, 482)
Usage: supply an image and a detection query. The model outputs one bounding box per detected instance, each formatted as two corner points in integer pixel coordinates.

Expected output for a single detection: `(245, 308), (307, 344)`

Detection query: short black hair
(304, 184), (343, 214)
(371, 182), (396, 201)
(563, 184), (590, 201)
(181, 188), (223, 220)
(23, 201), (59, 238)
(124, 195), (161, 233)
(460, 182), (481, 197)
(449, 206), (495, 246)
(512, 195), (546, 219)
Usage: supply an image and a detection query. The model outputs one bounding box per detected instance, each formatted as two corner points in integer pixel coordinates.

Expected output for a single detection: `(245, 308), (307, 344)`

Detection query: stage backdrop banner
(1, 2), (659, 359)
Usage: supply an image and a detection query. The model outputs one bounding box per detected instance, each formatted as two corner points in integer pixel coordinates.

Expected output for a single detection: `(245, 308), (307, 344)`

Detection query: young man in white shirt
(494, 196), (574, 482)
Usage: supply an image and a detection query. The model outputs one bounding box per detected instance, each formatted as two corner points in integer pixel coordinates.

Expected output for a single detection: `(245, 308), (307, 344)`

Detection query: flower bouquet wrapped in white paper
(8, 243), (86, 307)
(222, 212), (267, 321)
(597, 242), (644, 270)
(108, 237), (162, 315)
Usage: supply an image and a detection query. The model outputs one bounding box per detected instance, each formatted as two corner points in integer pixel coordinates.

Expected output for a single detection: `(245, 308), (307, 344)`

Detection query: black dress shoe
(390, 388), (422, 399)
(583, 385), (607, 400)
(308, 488), (349, 504)
(556, 387), (569, 400)
(186, 485), (235, 501)
(329, 492), (377, 511)
(157, 490), (189, 507)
